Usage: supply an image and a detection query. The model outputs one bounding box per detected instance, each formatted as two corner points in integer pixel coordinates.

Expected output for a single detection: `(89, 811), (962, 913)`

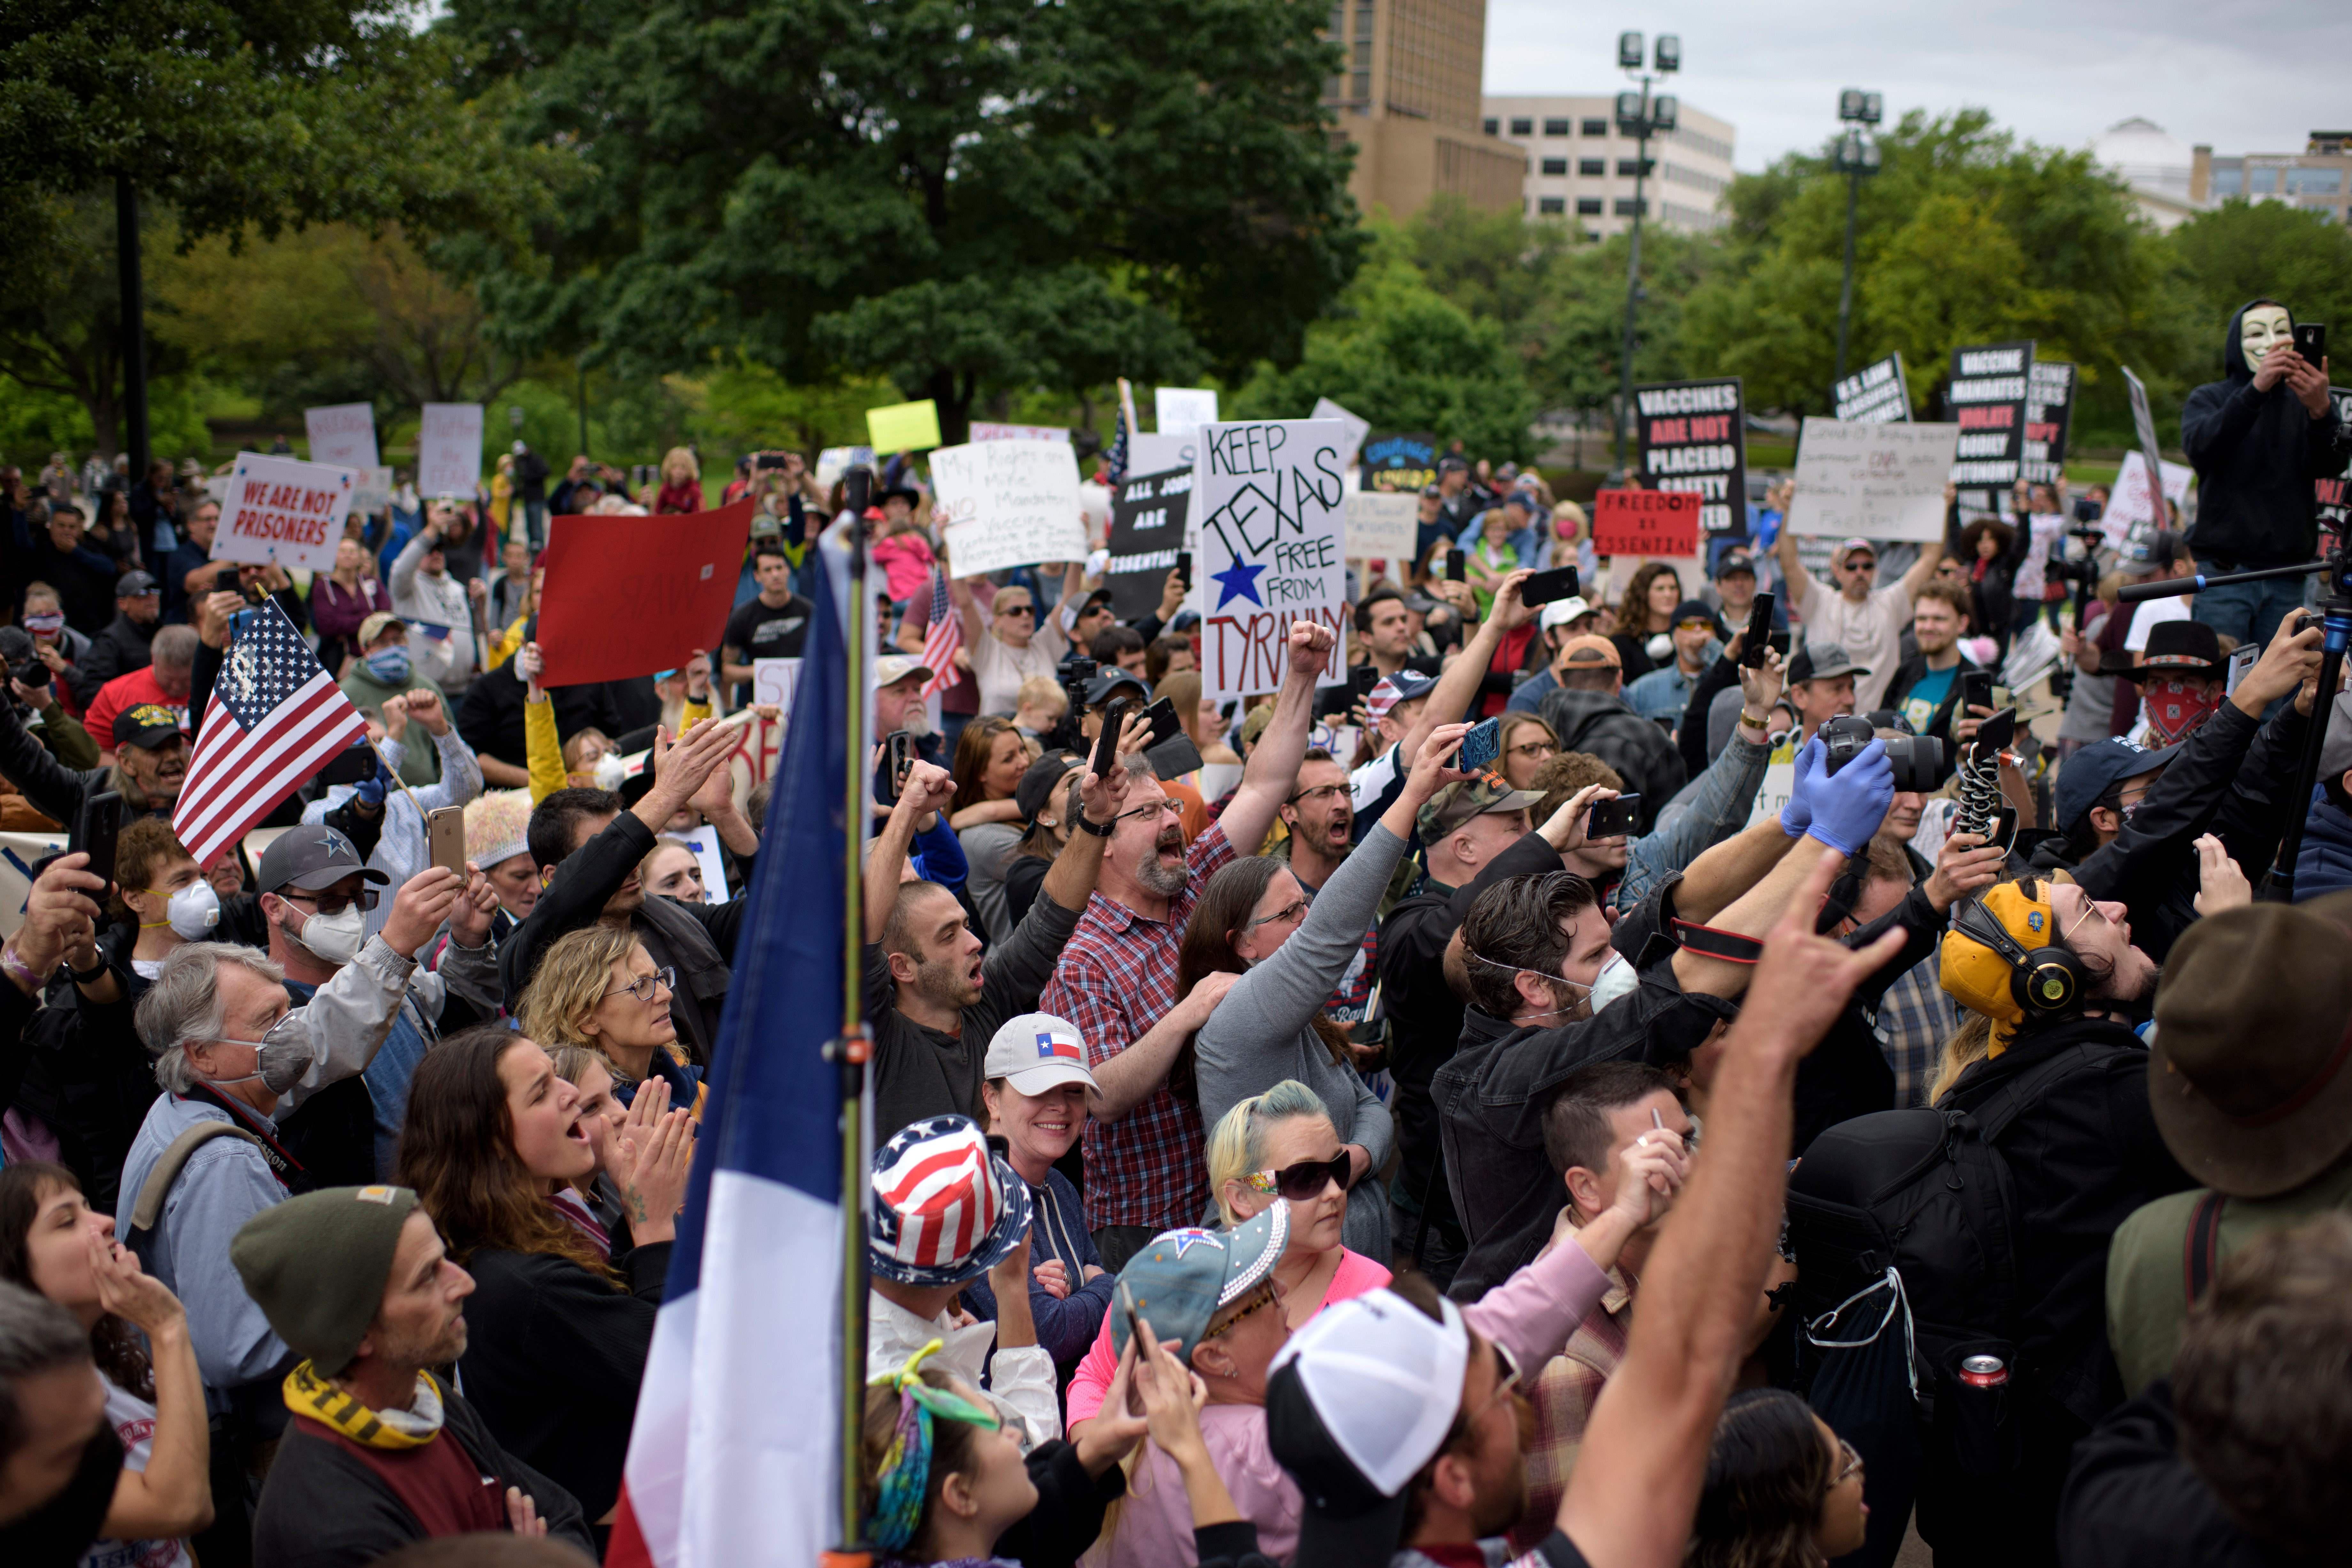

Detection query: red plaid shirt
(1040, 821), (1236, 1230)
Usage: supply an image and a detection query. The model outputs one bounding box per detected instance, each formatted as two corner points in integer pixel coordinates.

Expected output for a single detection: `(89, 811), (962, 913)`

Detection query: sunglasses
(1205, 1283), (1282, 1339)
(1243, 1151), (1350, 1201)
(996, 602), (1035, 617)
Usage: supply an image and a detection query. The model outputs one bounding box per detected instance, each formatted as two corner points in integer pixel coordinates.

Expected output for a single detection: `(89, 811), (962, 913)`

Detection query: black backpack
(1785, 1043), (2100, 1424)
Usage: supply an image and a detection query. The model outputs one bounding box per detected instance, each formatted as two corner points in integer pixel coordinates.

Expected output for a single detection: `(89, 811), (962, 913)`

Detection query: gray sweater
(1195, 822), (1402, 1261)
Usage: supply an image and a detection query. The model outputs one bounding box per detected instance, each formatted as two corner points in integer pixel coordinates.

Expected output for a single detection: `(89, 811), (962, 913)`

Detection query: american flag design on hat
(1365, 676), (1406, 728)
(867, 1116), (1032, 1287)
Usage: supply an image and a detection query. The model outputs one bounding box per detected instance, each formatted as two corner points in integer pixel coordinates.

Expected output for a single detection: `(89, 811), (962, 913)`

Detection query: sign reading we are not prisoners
(1194, 419), (1348, 702)
(1635, 378), (1746, 534)
(213, 452), (358, 574)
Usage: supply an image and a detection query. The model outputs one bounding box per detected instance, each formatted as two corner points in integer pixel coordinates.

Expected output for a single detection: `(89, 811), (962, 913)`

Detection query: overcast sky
(1482, 1), (2352, 172)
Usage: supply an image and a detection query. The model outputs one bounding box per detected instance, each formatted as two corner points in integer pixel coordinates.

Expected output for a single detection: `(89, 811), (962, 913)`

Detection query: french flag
(606, 551), (853, 1566)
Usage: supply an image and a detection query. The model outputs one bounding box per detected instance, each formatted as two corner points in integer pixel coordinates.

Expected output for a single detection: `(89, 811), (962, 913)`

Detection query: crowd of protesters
(3, 301), (2352, 1568)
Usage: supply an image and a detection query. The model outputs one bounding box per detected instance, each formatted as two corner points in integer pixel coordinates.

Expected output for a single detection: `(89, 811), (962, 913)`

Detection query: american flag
(174, 601), (372, 868)
(918, 567), (961, 699)
(1101, 407), (1129, 487)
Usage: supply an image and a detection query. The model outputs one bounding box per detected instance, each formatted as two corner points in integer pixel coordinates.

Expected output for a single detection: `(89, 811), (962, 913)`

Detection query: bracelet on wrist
(1739, 709), (1770, 729)
(68, 954), (109, 985)
(0, 945), (45, 994)
(1074, 811), (1115, 838)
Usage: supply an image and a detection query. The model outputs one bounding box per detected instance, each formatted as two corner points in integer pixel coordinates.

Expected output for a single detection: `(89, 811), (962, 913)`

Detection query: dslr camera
(1818, 714), (1941, 793)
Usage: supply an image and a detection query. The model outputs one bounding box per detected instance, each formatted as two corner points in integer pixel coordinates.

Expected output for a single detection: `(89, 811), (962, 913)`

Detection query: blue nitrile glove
(353, 762), (391, 811)
(1780, 736), (1823, 838)
(1806, 738), (1894, 856)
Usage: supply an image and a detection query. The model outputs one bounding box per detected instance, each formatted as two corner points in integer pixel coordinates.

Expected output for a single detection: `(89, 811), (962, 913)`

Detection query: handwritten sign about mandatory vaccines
(1193, 419), (1348, 702)
(1785, 418), (1962, 544)
(931, 439), (1086, 579)
(213, 453), (358, 574)
(304, 403), (380, 468)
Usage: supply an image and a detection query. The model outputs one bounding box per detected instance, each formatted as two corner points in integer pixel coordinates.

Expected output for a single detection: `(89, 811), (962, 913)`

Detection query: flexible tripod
(2117, 545), (2351, 902)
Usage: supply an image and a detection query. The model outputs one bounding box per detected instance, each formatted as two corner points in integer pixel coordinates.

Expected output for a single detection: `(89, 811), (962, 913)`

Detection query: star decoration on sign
(1211, 557), (1266, 610)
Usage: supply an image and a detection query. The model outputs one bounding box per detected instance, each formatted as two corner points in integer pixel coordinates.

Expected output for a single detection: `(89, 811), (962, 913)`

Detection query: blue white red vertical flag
(606, 549), (853, 1567)
(918, 567), (961, 700)
(173, 601), (370, 869)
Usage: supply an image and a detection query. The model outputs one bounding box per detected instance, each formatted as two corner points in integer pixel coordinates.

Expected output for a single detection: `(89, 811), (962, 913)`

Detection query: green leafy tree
(444, 0), (1363, 443)
(2163, 199), (2352, 398)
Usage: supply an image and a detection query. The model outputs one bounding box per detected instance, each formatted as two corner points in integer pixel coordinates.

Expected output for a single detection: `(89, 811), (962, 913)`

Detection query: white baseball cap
(984, 1012), (1099, 1096)
(1538, 595), (1595, 631)
(871, 653), (932, 691)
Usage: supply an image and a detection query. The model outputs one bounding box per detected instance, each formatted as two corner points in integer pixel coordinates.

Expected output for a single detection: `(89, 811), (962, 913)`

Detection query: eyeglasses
(1243, 897), (1309, 932)
(1467, 1340), (1525, 1422)
(603, 965), (677, 1004)
(995, 603), (1035, 618)
(2061, 899), (2109, 942)
(1243, 1151), (1350, 1201)
(280, 886), (381, 917)
(1110, 796), (1185, 826)
(1833, 1437), (1864, 1486)
(1508, 739), (1558, 761)
(1204, 1284), (1281, 1340)
(1286, 783), (1349, 805)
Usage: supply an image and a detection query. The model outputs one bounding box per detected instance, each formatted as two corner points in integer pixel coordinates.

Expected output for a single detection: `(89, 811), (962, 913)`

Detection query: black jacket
(1675, 653), (1745, 781)
(2183, 300), (2352, 568)
(1882, 648), (1984, 768)
(1536, 686), (1687, 834)
(67, 612), (154, 707)
(251, 1382), (594, 1568)
(12, 959), (155, 1212)
(2056, 1381), (2273, 1568)
(455, 658), (627, 777)
(0, 696), (166, 832)
(996, 1440), (1129, 1568)
(1943, 1015), (2190, 1426)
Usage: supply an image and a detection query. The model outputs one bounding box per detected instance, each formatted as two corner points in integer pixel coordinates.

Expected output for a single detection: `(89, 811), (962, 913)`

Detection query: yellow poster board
(865, 400), (943, 452)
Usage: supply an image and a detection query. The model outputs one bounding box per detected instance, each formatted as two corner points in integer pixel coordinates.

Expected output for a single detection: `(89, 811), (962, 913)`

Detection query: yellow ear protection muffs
(1952, 896), (2085, 1017)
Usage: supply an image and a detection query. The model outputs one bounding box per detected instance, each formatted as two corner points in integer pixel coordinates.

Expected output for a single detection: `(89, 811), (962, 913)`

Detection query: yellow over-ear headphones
(1952, 897), (2084, 1017)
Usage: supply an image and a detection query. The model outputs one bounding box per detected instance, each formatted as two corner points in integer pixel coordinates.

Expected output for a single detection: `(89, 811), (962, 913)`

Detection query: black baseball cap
(111, 703), (186, 751)
(1016, 753), (1084, 827)
(1787, 645), (1869, 685)
(1082, 670), (1148, 708)
(115, 570), (160, 597)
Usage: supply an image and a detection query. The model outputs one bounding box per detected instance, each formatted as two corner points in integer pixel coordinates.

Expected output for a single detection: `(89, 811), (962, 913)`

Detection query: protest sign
(1193, 418), (1348, 701)
(1310, 398), (1371, 475)
(1947, 341), (2034, 507)
(1127, 433), (1195, 477)
(1154, 387), (1220, 437)
(1635, 378), (1746, 534)
(931, 439), (1086, 579)
(1832, 354), (1910, 424)
(867, 400), (943, 452)
(417, 404), (484, 498)
(662, 827), (734, 906)
(1106, 467), (1192, 618)
(351, 465), (393, 518)
(2322, 387), (2352, 532)
(2021, 361), (2076, 487)
(1785, 418), (1962, 543)
(213, 452), (358, 574)
(815, 446), (875, 490)
(751, 657), (803, 724)
(1345, 491), (1419, 564)
(970, 422), (1070, 443)
(1361, 432), (1437, 493)
(304, 403), (379, 468)
(1591, 489), (1702, 558)
(537, 499), (754, 686)
(2103, 451), (2193, 540)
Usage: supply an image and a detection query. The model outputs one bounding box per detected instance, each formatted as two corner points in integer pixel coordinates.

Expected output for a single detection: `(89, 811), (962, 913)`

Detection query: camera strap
(1669, 919), (1764, 964)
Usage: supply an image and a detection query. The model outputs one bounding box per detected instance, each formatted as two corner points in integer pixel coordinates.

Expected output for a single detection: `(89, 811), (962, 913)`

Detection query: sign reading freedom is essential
(1947, 341), (2034, 503)
(1194, 419), (1348, 701)
(1591, 489), (1702, 558)
(214, 453), (359, 574)
(2021, 361), (2076, 486)
(931, 439), (1086, 579)
(417, 403), (484, 498)
(1832, 354), (1910, 424)
(1106, 467), (1192, 619)
(538, 499), (754, 686)
(1785, 418), (1962, 543)
(1635, 378), (1746, 534)
(304, 404), (379, 468)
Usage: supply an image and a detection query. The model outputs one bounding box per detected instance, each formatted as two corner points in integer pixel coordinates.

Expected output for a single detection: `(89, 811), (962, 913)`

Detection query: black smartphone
(317, 737), (379, 786)
(1446, 548), (1467, 583)
(1093, 698), (1132, 780)
(1741, 592), (1776, 669)
(71, 789), (123, 896)
(1174, 550), (1193, 587)
(1349, 664), (1381, 701)
(1145, 731), (1205, 779)
(754, 452), (788, 470)
(2295, 322), (2327, 366)
(875, 730), (914, 806)
(213, 566), (242, 596)
(1961, 670), (1994, 714)
(1586, 794), (1640, 839)
(1139, 696), (1184, 746)
(1520, 565), (1581, 607)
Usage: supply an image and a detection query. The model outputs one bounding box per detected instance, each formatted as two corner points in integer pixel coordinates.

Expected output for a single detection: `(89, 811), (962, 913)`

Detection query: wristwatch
(1074, 812), (1115, 838)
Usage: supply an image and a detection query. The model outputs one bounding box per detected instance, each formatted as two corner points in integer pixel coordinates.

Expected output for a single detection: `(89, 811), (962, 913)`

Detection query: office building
(2192, 132), (2352, 226)
(1481, 94), (1737, 238)
(1323, 0), (1527, 218)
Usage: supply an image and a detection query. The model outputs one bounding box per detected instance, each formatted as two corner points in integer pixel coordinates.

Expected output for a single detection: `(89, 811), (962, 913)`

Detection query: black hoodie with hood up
(2180, 298), (2352, 568)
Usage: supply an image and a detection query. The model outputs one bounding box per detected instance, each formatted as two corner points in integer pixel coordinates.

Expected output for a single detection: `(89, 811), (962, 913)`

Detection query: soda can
(1959, 1354), (2008, 1388)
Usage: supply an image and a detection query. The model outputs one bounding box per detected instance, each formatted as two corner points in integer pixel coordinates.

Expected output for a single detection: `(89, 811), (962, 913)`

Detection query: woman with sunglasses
(1182, 723), (1475, 1262)
(1686, 1389), (1869, 1568)
(948, 570), (1075, 722)
(516, 924), (701, 1115)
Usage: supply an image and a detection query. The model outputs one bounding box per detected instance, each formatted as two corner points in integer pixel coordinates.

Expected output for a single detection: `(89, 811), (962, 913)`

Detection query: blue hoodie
(958, 1165), (1113, 1368)
(2296, 789), (2352, 903)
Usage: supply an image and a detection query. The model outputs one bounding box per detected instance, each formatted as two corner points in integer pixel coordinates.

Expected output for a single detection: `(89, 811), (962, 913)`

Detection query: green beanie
(231, 1185), (420, 1376)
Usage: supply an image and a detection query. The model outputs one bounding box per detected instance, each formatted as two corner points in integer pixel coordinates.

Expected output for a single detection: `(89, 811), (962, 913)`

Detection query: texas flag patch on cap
(1036, 1030), (1082, 1062)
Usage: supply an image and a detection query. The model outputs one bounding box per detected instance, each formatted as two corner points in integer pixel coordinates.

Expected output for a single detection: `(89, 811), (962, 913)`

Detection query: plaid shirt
(1873, 950), (1961, 1109)
(1511, 1270), (1633, 1554)
(1039, 821), (1237, 1229)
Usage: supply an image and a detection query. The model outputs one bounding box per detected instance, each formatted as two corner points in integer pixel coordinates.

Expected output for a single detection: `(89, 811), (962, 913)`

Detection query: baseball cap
(1015, 752), (1083, 826)
(1418, 776), (1543, 842)
(867, 1115), (1033, 1289)
(1537, 596), (1595, 632)
(1713, 551), (1757, 580)
(1835, 537), (1877, 565)
(1074, 588), (1115, 618)
(2052, 737), (2178, 835)
(1557, 634), (1621, 670)
(1110, 1203), (1289, 1367)
(1364, 670), (1437, 727)
(1669, 600), (1722, 634)
(357, 611), (404, 649)
(1436, 455), (1469, 475)
(1083, 670), (1149, 708)
(1502, 490), (1535, 513)
(984, 1011), (1099, 1097)
(871, 653), (932, 691)
(1264, 1287), (1474, 1568)
(256, 825), (390, 895)
(2123, 529), (2187, 572)
(115, 570), (159, 597)
(111, 703), (186, 751)
(1787, 645), (1868, 686)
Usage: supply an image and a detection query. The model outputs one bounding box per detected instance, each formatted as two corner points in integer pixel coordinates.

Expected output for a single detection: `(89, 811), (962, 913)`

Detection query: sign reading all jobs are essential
(1785, 418), (1963, 543)
(1106, 467), (1193, 619)
(1832, 354), (1910, 424)
(1193, 418), (1348, 702)
(213, 453), (358, 574)
(931, 439), (1086, 580)
(1635, 378), (1747, 534)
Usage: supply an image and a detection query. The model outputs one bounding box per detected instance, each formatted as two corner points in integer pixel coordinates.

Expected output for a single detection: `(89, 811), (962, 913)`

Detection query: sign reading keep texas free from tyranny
(1194, 419), (1348, 701)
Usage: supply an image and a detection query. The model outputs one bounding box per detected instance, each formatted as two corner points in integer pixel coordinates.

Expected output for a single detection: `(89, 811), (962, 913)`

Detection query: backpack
(1784, 1043), (2101, 1429)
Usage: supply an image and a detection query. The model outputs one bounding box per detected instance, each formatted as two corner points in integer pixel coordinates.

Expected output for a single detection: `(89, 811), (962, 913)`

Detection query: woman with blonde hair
(653, 447), (701, 515)
(516, 924), (702, 1113)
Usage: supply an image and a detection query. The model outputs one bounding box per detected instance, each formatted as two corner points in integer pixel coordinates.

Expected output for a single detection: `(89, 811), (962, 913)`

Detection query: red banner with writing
(1591, 489), (1702, 559)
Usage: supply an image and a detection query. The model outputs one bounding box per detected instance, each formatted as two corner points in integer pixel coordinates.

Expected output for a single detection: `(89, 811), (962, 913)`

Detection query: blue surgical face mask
(363, 646), (412, 685)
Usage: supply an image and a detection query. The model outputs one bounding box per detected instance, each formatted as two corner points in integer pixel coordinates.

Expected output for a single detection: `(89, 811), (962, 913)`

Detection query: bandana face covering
(2143, 678), (2219, 747)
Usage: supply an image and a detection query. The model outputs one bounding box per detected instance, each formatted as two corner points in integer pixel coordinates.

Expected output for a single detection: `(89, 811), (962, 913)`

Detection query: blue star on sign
(1211, 557), (1266, 610)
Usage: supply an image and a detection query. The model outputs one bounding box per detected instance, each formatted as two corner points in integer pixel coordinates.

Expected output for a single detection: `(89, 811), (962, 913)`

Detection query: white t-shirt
(965, 613), (1068, 717)
(80, 1380), (194, 1568)
(2124, 592), (2192, 653)
(1795, 576), (1912, 713)
(2014, 511), (2069, 600)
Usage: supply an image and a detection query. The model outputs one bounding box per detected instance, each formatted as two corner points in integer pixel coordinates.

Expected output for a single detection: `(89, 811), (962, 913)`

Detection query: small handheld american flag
(173, 601), (373, 869)
(919, 567), (962, 700)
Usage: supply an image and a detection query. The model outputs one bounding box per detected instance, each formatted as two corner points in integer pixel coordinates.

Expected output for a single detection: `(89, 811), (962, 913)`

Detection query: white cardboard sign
(931, 439), (1087, 579)
(214, 452), (358, 574)
(1193, 418), (1349, 702)
(2104, 451), (2193, 539)
(351, 465), (394, 518)
(1785, 417), (1963, 543)
(417, 404), (484, 499)
(1344, 491), (1419, 563)
(304, 404), (379, 469)
(970, 422), (1071, 443)
(1310, 397), (1372, 476)
(1154, 387), (1220, 438)
(751, 657), (803, 726)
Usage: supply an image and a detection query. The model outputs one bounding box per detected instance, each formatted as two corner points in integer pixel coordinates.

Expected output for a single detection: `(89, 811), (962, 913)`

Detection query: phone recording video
(1741, 593), (1776, 669)
(1585, 794), (1640, 839)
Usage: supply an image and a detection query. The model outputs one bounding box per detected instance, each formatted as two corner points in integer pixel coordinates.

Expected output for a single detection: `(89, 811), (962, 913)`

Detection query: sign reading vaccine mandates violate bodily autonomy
(1635, 378), (1747, 534)
(1947, 341), (2034, 510)
(1193, 419), (1348, 702)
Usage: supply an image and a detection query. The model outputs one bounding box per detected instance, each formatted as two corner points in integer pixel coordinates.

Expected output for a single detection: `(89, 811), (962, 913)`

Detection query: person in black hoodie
(2181, 299), (2351, 650)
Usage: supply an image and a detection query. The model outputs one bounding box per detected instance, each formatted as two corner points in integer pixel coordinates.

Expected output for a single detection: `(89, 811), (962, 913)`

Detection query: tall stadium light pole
(1613, 31), (1679, 476)
(116, 177), (151, 482)
(1831, 89), (1884, 386)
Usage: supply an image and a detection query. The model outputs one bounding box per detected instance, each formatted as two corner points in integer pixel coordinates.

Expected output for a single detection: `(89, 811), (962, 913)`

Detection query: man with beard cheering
(1040, 621), (1334, 1272)
(0, 699), (189, 831)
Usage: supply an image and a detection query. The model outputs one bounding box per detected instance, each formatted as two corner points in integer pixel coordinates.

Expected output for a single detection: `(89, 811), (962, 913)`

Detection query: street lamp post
(1612, 31), (1679, 476)
(1831, 89), (1883, 386)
